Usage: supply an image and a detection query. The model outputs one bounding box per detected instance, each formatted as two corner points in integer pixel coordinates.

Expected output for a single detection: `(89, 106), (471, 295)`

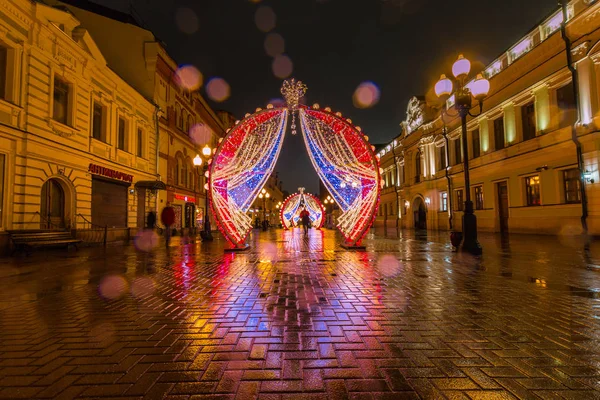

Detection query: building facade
(54, 0), (226, 234)
(377, 0), (600, 236)
(0, 0), (160, 254)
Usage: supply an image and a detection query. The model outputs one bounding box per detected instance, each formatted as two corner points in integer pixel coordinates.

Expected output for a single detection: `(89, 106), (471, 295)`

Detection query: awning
(135, 180), (167, 190)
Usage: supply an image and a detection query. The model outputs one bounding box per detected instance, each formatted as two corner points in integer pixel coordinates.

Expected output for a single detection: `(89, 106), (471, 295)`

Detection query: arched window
(415, 151), (421, 183)
(181, 110), (188, 132)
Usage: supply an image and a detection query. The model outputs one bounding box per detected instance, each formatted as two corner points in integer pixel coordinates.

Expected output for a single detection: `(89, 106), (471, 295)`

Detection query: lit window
(53, 75), (70, 125)
(522, 102), (536, 141)
(415, 151), (421, 183)
(438, 145), (447, 170)
(474, 186), (484, 210)
(118, 118), (127, 150)
(455, 190), (464, 211)
(440, 192), (448, 212)
(510, 38), (532, 62)
(525, 176), (541, 206)
(563, 168), (581, 204)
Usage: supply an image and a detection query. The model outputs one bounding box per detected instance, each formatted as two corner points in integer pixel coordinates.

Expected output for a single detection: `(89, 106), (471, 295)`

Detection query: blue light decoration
(280, 189), (325, 230)
(209, 79), (380, 249)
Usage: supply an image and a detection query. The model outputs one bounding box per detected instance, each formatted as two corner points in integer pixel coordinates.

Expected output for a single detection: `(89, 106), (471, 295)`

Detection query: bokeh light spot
(175, 7), (199, 35)
(98, 275), (128, 300)
(353, 81), (381, 109)
(377, 254), (401, 277)
(272, 55), (293, 79)
(255, 6), (276, 32)
(134, 229), (159, 252)
(175, 65), (203, 91)
(264, 33), (285, 57)
(189, 123), (213, 145)
(206, 77), (231, 102)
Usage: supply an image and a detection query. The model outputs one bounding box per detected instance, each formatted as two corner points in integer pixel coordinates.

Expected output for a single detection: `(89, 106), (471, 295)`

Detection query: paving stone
(0, 229), (599, 399)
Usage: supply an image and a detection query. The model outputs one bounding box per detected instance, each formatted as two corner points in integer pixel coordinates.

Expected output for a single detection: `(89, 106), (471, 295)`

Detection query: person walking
(299, 207), (310, 237)
(147, 211), (156, 230)
(161, 202), (176, 247)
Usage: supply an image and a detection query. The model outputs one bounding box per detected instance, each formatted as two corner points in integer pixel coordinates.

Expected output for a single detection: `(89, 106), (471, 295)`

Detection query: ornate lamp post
(193, 154), (203, 237)
(434, 54), (490, 255)
(196, 144), (215, 241)
(258, 188), (270, 231)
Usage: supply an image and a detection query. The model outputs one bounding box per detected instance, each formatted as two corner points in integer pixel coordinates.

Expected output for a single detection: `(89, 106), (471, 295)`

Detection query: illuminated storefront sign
(174, 194), (196, 202)
(88, 163), (133, 183)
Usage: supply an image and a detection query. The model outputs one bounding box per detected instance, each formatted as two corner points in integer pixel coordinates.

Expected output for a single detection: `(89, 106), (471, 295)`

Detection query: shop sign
(174, 194), (196, 202)
(88, 163), (134, 183)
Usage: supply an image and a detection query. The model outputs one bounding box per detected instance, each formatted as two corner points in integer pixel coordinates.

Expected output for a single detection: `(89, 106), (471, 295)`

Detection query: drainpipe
(442, 126), (454, 230)
(560, 0), (588, 234)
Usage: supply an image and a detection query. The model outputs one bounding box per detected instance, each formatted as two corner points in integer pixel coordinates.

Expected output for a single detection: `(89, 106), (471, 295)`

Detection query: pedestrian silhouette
(299, 206), (310, 237)
(161, 202), (176, 247)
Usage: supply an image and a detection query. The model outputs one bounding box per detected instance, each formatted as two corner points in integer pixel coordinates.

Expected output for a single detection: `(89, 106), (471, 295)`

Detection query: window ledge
(47, 118), (78, 138)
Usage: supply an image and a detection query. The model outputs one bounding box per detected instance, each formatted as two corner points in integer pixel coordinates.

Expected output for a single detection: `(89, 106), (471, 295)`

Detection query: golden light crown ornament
(281, 78), (307, 135)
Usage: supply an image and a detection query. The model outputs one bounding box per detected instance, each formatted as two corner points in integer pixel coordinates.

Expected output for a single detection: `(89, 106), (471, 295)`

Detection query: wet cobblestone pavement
(0, 228), (600, 399)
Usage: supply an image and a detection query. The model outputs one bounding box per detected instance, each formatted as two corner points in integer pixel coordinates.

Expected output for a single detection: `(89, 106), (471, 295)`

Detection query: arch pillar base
(224, 244), (250, 253)
(340, 243), (366, 251)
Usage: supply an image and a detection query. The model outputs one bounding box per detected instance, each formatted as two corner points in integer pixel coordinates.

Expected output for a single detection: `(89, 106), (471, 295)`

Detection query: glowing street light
(434, 54), (490, 255)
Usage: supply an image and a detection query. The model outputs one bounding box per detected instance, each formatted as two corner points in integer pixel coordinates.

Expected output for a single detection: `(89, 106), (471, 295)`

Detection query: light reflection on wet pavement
(0, 228), (599, 399)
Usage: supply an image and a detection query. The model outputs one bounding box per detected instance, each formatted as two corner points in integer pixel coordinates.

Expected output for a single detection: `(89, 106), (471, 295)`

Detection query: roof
(54, 0), (142, 27)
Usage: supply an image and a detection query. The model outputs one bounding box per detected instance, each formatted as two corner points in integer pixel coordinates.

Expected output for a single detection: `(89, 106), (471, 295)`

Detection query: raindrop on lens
(255, 6), (276, 32)
(206, 77), (231, 102)
(175, 7), (199, 34)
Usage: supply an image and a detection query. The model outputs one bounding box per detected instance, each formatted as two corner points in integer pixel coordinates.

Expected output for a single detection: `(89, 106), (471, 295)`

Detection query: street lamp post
(195, 144), (215, 241)
(276, 201), (282, 227)
(434, 54), (490, 255)
(324, 195), (333, 228)
(259, 189), (270, 231)
(193, 154), (203, 237)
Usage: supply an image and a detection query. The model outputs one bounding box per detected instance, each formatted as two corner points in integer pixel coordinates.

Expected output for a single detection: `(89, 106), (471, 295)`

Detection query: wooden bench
(8, 230), (82, 256)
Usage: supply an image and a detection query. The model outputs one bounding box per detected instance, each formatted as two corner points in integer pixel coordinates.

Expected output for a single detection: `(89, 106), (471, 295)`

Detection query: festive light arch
(209, 79), (381, 249)
(280, 189), (325, 230)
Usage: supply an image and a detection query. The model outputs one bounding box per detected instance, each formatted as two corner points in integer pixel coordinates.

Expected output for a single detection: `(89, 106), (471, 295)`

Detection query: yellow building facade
(53, 0), (226, 234)
(377, 0), (600, 236)
(0, 0), (160, 254)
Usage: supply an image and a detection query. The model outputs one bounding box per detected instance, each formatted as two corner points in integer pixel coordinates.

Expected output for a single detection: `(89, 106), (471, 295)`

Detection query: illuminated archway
(280, 189), (325, 230)
(209, 79), (381, 249)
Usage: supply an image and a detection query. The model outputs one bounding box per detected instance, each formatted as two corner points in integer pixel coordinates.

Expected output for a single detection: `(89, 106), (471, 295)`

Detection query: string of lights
(280, 190), (325, 229)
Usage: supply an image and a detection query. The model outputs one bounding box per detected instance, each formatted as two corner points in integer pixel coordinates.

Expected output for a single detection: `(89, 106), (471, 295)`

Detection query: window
(117, 117), (126, 151)
(0, 154), (4, 226)
(440, 192), (448, 212)
(182, 161), (188, 187)
(188, 115), (194, 133)
(53, 75), (70, 125)
(401, 164), (405, 186)
(474, 186), (484, 210)
(438, 145), (447, 170)
(563, 168), (581, 204)
(390, 202), (394, 215)
(472, 129), (480, 159)
(557, 82), (577, 128)
(137, 128), (143, 157)
(453, 137), (462, 165)
(522, 102), (536, 141)
(415, 152), (421, 183)
(0, 45), (7, 100)
(494, 117), (505, 150)
(455, 190), (464, 211)
(92, 102), (104, 141)
(175, 157), (181, 186)
(525, 175), (541, 206)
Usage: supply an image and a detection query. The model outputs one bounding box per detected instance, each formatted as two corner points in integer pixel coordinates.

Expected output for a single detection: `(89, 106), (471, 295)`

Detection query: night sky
(92, 0), (557, 194)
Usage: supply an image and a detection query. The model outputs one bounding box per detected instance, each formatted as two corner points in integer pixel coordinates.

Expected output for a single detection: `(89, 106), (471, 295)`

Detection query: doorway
(497, 181), (509, 233)
(412, 197), (427, 230)
(41, 178), (65, 229)
(184, 202), (195, 230)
